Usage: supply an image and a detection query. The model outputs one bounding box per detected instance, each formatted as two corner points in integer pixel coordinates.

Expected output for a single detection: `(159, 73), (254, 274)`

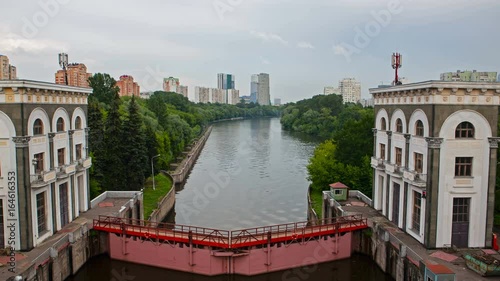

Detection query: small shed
(424, 261), (455, 281)
(329, 182), (349, 201)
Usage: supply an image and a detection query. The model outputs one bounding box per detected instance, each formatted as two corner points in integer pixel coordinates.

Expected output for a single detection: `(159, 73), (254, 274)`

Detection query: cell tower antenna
(58, 53), (69, 85)
(391, 53), (403, 85)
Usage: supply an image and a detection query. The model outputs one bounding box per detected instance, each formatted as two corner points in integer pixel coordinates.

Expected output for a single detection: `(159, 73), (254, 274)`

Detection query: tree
(87, 100), (105, 197)
(122, 96), (148, 191)
(101, 92), (125, 191)
(88, 73), (119, 105)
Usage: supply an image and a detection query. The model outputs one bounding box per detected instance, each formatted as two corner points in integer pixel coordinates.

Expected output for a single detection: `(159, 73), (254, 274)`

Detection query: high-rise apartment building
(251, 73), (270, 105)
(163, 77), (180, 93)
(227, 89), (240, 105)
(338, 78), (361, 103)
(209, 88), (224, 103)
(0, 55), (18, 80)
(179, 85), (188, 98)
(55, 63), (91, 88)
(116, 75), (140, 97)
(217, 73), (235, 90)
(195, 87), (210, 103)
(274, 98), (282, 106)
(440, 70), (497, 82)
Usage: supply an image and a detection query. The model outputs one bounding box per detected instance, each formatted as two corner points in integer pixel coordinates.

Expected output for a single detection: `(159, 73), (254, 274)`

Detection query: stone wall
(148, 172), (175, 223)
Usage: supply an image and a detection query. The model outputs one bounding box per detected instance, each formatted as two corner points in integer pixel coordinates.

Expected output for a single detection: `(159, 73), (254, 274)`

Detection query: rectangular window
(414, 153), (423, 173)
(455, 157), (472, 177)
(334, 190), (343, 195)
(34, 153), (44, 173)
(58, 148), (65, 167)
(453, 198), (470, 222)
(412, 191), (421, 232)
(380, 144), (386, 160)
(395, 147), (402, 166)
(75, 144), (82, 160)
(36, 192), (47, 234)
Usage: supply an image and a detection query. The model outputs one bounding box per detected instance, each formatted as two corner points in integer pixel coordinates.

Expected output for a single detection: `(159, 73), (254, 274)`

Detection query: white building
(370, 80), (500, 249)
(339, 78), (361, 103)
(195, 87), (210, 103)
(227, 89), (240, 105)
(0, 80), (92, 250)
(209, 88), (224, 104)
(324, 86), (340, 95)
(178, 85), (188, 98)
(252, 73), (270, 105)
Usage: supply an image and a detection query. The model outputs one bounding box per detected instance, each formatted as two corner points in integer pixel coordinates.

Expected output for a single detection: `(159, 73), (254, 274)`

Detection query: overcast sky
(1, 0), (499, 103)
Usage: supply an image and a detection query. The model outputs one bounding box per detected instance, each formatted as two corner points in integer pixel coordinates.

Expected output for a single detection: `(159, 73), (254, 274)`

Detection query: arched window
(380, 117), (387, 131)
(396, 119), (403, 133)
(415, 120), (424, 137)
(455, 122), (474, 138)
(33, 119), (44, 135)
(56, 117), (65, 132)
(75, 116), (82, 130)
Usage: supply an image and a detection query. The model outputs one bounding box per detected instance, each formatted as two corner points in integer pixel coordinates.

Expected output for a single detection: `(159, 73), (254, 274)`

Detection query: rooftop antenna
(58, 53), (69, 85)
(391, 52), (402, 85)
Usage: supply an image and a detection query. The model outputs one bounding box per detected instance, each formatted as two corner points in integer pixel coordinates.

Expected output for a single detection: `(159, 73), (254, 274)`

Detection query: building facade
(116, 75), (140, 97)
(209, 88), (224, 103)
(0, 80), (92, 251)
(179, 85), (188, 98)
(55, 63), (91, 88)
(370, 80), (500, 249)
(251, 73), (270, 105)
(0, 55), (17, 80)
(217, 73), (235, 90)
(163, 77), (180, 93)
(339, 78), (361, 103)
(227, 89), (240, 105)
(440, 70), (497, 83)
(323, 86), (340, 95)
(195, 87), (210, 103)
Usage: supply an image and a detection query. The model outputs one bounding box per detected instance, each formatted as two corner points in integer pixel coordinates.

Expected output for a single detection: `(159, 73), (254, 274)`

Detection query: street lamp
(151, 154), (161, 190)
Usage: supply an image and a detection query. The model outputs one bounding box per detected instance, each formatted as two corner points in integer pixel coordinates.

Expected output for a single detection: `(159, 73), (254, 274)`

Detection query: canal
(70, 118), (392, 281)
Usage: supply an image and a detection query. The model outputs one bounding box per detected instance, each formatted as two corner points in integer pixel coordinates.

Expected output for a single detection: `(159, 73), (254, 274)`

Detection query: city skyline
(1, 1), (499, 103)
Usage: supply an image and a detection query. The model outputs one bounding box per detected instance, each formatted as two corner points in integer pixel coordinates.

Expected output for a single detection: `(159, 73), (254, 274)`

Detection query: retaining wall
(148, 172), (176, 223)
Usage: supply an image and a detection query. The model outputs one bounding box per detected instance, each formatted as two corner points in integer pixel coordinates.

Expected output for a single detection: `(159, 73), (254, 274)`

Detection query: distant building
(217, 73), (235, 90)
(370, 80), (500, 249)
(116, 75), (140, 97)
(339, 78), (361, 103)
(240, 95), (251, 104)
(0, 80), (92, 250)
(227, 89), (240, 105)
(440, 70), (497, 82)
(178, 85), (188, 98)
(324, 86), (340, 95)
(163, 77), (180, 93)
(0, 55), (17, 80)
(195, 87), (210, 103)
(274, 98), (281, 106)
(209, 88), (224, 103)
(359, 98), (374, 107)
(55, 63), (91, 88)
(250, 73), (270, 105)
(498, 74), (500, 82)
(140, 92), (153, 99)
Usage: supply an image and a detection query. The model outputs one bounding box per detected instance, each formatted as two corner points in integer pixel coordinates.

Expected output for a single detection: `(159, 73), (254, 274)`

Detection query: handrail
(93, 214), (368, 249)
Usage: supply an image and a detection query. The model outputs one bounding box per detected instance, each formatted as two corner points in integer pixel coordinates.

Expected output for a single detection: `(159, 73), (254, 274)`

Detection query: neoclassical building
(370, 81), (500, 249)
(0, 80), (92, 251)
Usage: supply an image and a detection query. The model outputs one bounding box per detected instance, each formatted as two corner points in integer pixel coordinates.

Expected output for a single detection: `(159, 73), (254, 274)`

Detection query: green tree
(88, 73), (119, 105)
(122, 96), (148, 191)
(87, 100), (105, 197)
(101, 92), (125, 191)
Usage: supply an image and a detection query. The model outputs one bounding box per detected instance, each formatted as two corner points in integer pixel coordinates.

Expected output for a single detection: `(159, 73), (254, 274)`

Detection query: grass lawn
(143, 173), (173, 220)
(309, 190), (323, 219)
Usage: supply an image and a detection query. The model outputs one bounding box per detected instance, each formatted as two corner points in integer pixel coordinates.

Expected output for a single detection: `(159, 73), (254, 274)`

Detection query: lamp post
(151, 154), (161, 190)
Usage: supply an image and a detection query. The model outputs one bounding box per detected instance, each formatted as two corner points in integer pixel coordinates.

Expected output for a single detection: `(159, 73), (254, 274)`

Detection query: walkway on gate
(93, 214), (369, 249)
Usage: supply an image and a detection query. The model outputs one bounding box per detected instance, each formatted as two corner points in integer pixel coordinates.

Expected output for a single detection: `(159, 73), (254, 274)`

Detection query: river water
(70, 118), (392, 281)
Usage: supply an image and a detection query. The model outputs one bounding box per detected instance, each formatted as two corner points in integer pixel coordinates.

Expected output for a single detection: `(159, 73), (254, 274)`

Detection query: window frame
(412, 191), (422, 232)
(455, 157), (472, 177)
(33, 119), (44, 135)
(396, 119), (403, 133)
(36, 192), (47, 235)
(34, 153), (44, 173)
(380, 143), (386, 160)
(380, 117), (387, 131)
(56, 117), (65, 132)
(75, 116), (82, 130)
(395, 147), (402, 166)
(414, 153), (423, 173)
(57, 148), (65, 167)
(455, 122), (475, 139)
(415, 120), (424, 137)
(334, 189), (343, 195)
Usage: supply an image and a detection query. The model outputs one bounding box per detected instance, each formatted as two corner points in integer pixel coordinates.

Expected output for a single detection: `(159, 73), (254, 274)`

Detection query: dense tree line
(281, 94), (374, 196)
(87, 73), (280, 198)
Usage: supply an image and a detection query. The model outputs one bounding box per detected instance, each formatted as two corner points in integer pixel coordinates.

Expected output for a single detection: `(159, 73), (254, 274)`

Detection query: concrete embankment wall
(351, 224), (423, 281)
(148, 172), (175, 223)
(9, 225), (108, 281)
(170, 126), (212, 184)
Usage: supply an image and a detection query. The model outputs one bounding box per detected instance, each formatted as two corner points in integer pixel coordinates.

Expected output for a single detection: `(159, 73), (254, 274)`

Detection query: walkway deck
(93, 214), (369, 249)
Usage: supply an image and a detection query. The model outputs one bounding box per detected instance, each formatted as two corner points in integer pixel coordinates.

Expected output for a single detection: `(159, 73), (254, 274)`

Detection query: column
(424, 137), (443, 248)
(12, 136), (33, 251)
(68, 130), (74, 163)
(486, 137), (500, 247)
(385, 131), (392, 216)
(402, 134), (411, 230)
(84, 128), (89, 158)
(372, 128), (378, 200)
(48, 133), (55, 169)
